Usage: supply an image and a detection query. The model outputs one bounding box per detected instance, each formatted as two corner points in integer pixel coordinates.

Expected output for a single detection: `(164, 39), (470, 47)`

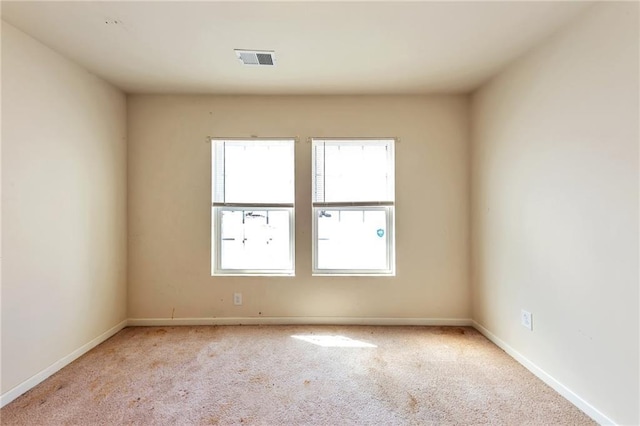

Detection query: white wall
(470, 3), (639, 424)
(1, 22), (128, 396)
(127, 95), (470, 322)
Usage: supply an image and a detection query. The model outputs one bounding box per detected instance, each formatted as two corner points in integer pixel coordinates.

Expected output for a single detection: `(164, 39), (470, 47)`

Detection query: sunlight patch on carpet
(291, 334), (377, 348)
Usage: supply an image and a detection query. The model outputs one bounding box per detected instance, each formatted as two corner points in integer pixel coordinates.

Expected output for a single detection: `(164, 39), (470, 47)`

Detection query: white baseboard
(472, 321), (616, 426)
(0, 319), (128, 408)
(128, 317), (474, 327)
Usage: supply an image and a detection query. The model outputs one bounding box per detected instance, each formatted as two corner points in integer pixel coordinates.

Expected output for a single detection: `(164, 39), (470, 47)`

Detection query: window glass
(220, 210), (291, 270)
(317, 209), (388, 270)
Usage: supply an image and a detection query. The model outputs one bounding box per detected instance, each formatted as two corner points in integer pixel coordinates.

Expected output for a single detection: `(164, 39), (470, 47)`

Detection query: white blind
(312, 139), (395, 204)
(212, 139), (295, 205)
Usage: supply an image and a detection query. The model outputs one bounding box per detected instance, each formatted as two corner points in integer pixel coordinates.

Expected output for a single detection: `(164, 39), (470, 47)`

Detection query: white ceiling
(1, 1), (592, 95)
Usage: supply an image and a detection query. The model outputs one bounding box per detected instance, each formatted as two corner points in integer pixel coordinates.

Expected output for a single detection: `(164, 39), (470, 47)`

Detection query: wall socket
(233, 292), (242, 306)
(521, 309), (533, 331)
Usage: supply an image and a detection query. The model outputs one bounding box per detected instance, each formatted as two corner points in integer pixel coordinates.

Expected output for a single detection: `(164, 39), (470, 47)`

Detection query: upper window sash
(312, 139), (395, 205)
(212, 139), (295, 206)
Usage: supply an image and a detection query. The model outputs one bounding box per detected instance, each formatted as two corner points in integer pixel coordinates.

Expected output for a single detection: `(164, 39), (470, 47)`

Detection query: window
(312, 138), (395, 275)
(211, 139), (295, 275)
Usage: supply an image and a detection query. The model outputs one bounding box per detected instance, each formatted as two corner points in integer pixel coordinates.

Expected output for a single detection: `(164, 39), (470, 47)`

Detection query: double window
(211, 138), (395, 276)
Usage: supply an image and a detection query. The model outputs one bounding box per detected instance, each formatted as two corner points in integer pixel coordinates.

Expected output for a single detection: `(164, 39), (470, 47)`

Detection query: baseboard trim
(471, 321), (616, 425)
(127, 317), (474, 327)
(0, 319), (128, 408)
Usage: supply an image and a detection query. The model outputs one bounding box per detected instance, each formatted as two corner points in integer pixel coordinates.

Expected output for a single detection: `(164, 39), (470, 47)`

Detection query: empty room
(1, 1), (638, 425)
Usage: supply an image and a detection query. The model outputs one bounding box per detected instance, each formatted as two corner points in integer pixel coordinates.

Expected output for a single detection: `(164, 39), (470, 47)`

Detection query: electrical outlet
(233, 292), (242, 306)
(521, 309), (533, 331)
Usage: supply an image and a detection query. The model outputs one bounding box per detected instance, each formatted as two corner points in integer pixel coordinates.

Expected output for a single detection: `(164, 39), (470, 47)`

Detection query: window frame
(311, 138), (396, 276)
(210, 138), (295, 277)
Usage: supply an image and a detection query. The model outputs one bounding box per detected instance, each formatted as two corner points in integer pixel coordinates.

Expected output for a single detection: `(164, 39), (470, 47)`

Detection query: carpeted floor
(1, 326), (595, 425)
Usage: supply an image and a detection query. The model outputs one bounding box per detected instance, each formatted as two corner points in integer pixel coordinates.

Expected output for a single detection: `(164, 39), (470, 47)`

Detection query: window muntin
(211, 139), (295, 276)
(312, 139), (395, 275)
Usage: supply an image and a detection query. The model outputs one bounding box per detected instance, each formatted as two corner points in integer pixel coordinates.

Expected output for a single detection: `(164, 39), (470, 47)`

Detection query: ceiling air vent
(235, 49), (276, 66)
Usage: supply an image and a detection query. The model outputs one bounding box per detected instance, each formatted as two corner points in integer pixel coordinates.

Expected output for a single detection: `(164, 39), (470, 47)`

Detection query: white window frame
(311, 138), (396, 276)
(211, 138), (295, 276)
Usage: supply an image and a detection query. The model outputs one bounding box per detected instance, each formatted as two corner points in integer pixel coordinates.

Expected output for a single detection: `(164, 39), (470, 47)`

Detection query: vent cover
(235, 49), (276, 66)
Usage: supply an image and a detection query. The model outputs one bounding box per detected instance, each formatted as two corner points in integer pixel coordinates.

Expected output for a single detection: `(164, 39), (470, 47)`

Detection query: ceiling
(1, 1), (592, 95)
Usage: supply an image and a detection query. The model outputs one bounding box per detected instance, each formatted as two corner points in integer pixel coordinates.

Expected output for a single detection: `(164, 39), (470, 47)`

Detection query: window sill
(311, 272), (395, 277)
(212, 273), (295, 277)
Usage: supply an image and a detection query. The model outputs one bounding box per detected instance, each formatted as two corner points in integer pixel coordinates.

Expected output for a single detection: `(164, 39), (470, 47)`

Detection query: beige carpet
(1, 326), (595, 425)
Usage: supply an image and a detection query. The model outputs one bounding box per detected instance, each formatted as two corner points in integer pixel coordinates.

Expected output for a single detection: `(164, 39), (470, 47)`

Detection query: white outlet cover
(233, 293), (242, 305)
(521, 309), (533, 331)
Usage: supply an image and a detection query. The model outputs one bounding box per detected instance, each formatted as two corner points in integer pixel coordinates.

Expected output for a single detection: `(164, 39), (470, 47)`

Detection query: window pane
(224, 142), (294, 204)
(220, 209), (291, 271)
(316, 209), (388, 270)
(313, 140), (394, 203)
